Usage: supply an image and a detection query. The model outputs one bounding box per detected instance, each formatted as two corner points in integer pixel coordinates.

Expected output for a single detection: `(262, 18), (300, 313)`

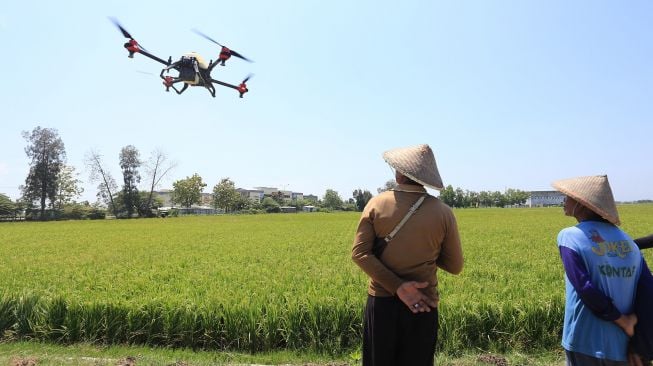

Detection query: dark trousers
(565, 351), (629, 366)
(363, 295), (438, 366)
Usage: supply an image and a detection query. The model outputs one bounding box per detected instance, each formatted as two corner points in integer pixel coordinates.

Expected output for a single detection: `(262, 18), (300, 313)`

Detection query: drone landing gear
(162, 75), (189, 95)
(206, 85), (216, 98)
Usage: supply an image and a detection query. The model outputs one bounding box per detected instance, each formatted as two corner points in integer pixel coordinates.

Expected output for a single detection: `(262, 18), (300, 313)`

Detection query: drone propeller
(109, 17), (134, 39)
(230, 50), (252, 62)
(242, 73), (254, 83)
(192, 28), (253, 62)
(109, 17), (149, 53)
(192, 28), (223, 47)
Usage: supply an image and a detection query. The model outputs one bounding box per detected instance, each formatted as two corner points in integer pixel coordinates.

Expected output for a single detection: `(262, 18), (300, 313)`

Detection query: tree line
(1, 126), (532, 221)
(439, 186), (530, 208)
(3, 126), (178, 220)
(374, 180), (530, 208)
(4, 127), (372, 220)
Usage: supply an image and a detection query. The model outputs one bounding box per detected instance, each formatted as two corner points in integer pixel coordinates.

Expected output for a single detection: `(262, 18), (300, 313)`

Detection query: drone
(111, 18), (253, 98)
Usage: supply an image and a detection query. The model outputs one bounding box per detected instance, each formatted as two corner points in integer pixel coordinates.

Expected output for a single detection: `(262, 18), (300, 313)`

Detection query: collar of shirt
(392, 184), (427, 193)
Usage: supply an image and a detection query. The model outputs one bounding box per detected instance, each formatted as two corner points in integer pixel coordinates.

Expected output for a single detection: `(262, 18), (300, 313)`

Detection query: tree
(467, 190), (480, 208)
(55, 165), (84, 210)
(261, 196), (280, 213)
(0, 193), (15, 217)
(491, 191), (507, 207)
(21, 126), (66, 220)
(234, 195), (253, 211)
(353, 189), (373, 211)
(504, 188), (529, 206)
(439, 185), (456, 207)
(289, 198), (308, 210)
(119, 145), (141, 217)
(142, 149), (176, 217)
(85, 149), (119, 217)
(171, 174), (206, 208)
(270, 191), (286, 205)
(454, 187), (467, 208)
(322, 189), (343, 210)
(212, 177), (239, 212)
(137, 191), (163, 216)
(377, 179), (397, 194)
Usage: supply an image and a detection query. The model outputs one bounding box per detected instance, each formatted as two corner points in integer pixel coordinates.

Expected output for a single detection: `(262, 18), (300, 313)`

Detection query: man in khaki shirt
(352, 144), (463, 366)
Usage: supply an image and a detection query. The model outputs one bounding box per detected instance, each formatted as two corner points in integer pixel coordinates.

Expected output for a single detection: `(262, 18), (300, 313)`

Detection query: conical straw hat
(551, 175), (620, 225)
(383, 144), (443, 190)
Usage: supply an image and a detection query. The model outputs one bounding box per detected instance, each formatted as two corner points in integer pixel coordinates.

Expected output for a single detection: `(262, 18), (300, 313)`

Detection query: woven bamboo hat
(382, 144), (443, 190)
(551, 175), (620, 225)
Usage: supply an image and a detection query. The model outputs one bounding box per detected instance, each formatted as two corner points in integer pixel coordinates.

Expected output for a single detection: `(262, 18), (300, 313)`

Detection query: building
(237, 188), (264, 203)
(303, 205), (317, 212)
(303, 194), (318, 203)
(154, 189), (174, 207)
(254, 187), (279, 196)
(526, 190), (565, 207)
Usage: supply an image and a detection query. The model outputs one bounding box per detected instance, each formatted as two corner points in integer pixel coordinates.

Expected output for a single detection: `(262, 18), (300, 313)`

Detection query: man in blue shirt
(553, 175), (641, 365)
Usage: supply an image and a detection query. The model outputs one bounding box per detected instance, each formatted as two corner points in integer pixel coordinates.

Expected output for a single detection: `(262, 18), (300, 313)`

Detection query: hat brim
(552, 181), (620, 225)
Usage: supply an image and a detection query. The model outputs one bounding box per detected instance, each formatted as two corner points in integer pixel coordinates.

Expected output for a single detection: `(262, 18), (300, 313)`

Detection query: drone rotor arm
(210, 79), (239, 90)
(211, 78), (250, 98)
(138, 49), (172, 66)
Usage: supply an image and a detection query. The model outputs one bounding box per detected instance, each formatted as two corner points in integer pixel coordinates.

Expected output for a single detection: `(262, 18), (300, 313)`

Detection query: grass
(0, 340), (566, 365)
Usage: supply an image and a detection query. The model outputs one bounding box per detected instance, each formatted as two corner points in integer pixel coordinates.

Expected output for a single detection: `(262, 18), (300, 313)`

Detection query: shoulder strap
(382, 193), (428, 243)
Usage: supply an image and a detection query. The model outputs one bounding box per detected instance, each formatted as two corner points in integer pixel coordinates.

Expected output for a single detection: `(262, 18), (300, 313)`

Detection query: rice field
(0, 205), (651, 356)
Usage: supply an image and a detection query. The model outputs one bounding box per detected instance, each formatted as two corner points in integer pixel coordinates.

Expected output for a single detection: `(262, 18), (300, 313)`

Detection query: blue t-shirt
(558, 220), (641, 361)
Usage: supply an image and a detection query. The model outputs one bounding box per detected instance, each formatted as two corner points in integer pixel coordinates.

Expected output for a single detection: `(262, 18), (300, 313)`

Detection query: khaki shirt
(352, 184), (463, 301)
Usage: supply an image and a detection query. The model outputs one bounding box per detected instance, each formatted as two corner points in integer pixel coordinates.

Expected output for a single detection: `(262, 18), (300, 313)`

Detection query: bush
(63, 205), (85, 220)
(88, 208), (106, 220)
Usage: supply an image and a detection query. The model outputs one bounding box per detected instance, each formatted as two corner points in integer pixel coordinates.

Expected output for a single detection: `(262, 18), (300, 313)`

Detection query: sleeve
(635, 234), (653, 250)
(351, 202), (404, 294)
(559, 246), (622, 321)
(639, 257), (653, 288)
(436, 210), (463, 274)
(633, 257), (653, 359)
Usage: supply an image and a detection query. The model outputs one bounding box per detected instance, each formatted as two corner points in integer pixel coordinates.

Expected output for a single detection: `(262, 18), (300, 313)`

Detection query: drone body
(111, 18), (252, 98)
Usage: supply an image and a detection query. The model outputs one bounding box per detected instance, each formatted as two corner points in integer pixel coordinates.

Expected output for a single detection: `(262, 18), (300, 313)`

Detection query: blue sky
(1, 1), (651, 203)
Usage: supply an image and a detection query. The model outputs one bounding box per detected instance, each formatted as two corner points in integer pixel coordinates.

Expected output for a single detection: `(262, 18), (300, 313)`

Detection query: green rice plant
(126, 303), (166, 345)
(13, 294), (43, 338)
(0, 205), (650, 355)
(163, 305), (205, 348)
(61, 302), (82, 343)
(103, 302), (129, 344)
(44, 296), (67, 342)
(0, 294), (17, 336)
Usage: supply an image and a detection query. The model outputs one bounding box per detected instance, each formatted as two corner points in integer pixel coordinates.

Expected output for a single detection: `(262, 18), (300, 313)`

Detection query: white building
(237, 188), (264, 203)
(526, 191), (565, 207)
(254, 187), (279, 196)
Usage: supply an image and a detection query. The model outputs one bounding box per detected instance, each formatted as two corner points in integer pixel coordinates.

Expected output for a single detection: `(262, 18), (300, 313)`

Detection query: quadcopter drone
(111, 18), (252, 98)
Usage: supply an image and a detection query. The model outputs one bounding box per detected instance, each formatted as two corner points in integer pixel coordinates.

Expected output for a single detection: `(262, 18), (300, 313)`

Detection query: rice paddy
(0, 205), (651, 356)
